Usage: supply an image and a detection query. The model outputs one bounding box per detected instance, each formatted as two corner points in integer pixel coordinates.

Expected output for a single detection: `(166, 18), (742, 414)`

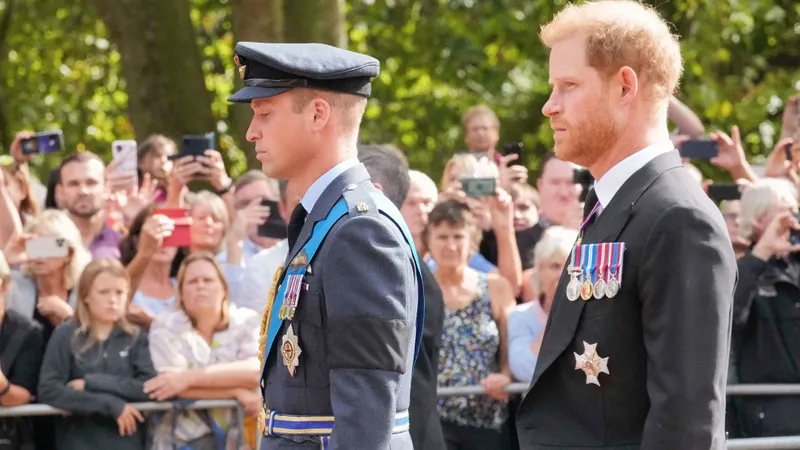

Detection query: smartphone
(25, 236), (69, 259)
(174, 132), (216, 159)
(112, 140), (139, 175)
(502, 142), (524, 166)
(679, 139), (718, 159)
(257, 199), (288, 239)
(20, 131), (65, 155)
(153, 207), (192, 248)
(460, 176), (496, 198)
(707, 183), (742, 203)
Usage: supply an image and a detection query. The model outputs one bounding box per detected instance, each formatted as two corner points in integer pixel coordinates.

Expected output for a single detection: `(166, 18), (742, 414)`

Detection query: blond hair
(462, 105), (499, 130)
(440, 154), (499, 190)
(72, 259), (137, 357)
(175, 252), (230, 332)
(21, 209), (91, 291)
(292, 88), (367, 135)
(540, 0), (683, 102)
(187, 190), (231, 253)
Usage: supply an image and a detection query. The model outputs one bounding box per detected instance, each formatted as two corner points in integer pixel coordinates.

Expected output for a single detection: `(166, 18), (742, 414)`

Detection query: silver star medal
(574, 341), (610, 386)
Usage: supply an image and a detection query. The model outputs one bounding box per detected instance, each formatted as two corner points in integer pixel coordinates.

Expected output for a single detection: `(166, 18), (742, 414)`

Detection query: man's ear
(55, 184), (64, 208)
(372, 181), (384, 192)
(310, 98), (332, 132)
(617, 66), (639, 106)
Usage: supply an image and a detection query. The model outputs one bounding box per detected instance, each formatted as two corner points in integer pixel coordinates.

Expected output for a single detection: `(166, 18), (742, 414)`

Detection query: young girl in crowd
(37, 259), (156, 450)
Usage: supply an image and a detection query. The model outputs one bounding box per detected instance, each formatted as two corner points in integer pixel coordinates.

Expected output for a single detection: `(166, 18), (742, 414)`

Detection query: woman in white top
(144, 252), (261, 450)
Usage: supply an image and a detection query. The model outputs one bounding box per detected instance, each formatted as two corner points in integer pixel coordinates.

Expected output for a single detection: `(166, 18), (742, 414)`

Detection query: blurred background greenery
(1, 0), (798, 182)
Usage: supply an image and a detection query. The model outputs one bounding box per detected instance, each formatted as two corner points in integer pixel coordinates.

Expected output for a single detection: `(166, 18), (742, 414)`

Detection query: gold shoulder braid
(259, 266), (285, 366)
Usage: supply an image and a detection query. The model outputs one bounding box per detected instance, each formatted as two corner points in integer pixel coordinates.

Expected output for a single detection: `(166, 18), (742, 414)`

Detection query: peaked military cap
(228, 42), (380, 103)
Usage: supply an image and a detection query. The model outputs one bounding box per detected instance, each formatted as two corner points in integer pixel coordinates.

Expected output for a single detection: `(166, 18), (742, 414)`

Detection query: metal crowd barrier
(2, 386), (800, 449)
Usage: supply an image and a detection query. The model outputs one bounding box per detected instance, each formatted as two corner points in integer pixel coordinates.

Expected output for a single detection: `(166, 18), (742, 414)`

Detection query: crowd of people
(0, 81), (799, 448)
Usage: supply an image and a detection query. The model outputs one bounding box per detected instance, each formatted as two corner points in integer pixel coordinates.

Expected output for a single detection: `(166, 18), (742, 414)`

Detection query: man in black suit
(516, 2), (737, 449)
(358, 143), (447, 450)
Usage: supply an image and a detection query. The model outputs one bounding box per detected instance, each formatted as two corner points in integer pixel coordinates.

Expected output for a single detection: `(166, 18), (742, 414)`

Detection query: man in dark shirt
(359, 143), (446, 450)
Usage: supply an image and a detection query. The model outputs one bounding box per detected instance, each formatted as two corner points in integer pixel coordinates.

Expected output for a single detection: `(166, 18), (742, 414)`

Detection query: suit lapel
(284, 164), (372, 267)
(528, 151), (683, 389)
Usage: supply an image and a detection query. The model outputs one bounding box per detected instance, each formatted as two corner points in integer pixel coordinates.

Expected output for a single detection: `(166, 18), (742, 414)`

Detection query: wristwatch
(215, 177), (233, 196)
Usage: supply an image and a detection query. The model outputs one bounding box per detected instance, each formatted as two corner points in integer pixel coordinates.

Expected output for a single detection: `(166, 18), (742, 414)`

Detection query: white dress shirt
(593, 141), (676, 213)
(301, 157), (360, 213)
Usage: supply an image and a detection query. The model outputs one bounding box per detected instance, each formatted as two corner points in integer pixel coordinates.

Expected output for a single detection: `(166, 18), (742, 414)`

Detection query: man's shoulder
(636, 167), (723, 225)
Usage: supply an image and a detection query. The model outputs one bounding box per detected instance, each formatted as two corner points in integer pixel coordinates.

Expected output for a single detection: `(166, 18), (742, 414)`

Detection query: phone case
(25, 237), (69, 259)
(112, 141), (139, 174)
(154, 208), (192, 248)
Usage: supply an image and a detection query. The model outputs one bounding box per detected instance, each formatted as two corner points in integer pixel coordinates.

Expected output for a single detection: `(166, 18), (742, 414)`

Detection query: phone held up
(20, 131), (65, 155)
(112, 140), (139, 176)
(25, 236), (69, 260)
(678, 139), (718, 160)
(258, 199), (288, 239)
(460, 176), (496, 198)
(153, 207), (192, 248)
(172, 132), (216, 160)
(501, 142), (524, 166)
(707, 183), (743, 203)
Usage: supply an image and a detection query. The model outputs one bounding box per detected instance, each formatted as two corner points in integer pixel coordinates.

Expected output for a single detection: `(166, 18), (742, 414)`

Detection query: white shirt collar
(594, 141), (676, 209)
(301, 158), (359, 213)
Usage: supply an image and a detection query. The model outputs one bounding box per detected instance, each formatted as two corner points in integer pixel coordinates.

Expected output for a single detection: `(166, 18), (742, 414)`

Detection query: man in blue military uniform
(228, 42), (424, 450)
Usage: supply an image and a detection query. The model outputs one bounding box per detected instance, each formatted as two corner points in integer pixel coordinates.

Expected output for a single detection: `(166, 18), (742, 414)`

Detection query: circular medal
(566, 277), (581, 301)
(606, 276), (619, 298)
(580, 280), (594, 301)
(593, 279), (606, 299)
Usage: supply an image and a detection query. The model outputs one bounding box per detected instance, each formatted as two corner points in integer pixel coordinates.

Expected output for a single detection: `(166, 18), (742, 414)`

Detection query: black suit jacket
(516, 151), (737, 450)
(409, 263), (446, 450)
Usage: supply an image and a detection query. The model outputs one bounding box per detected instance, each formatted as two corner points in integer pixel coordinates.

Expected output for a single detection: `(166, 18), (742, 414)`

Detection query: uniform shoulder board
(342, 183), (378, 216)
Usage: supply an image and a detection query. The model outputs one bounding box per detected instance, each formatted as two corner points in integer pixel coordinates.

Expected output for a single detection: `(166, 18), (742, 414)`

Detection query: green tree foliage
(1, 0), (798, 184)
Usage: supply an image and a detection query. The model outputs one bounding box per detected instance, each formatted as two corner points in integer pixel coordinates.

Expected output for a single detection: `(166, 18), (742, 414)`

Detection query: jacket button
(759, 412), (765, 419)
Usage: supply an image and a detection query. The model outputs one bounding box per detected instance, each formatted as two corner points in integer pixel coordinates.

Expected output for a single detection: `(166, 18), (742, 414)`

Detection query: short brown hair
(423, 199), (480, 250)
(540, 0), (683, 102)
(59, 151), (104, 181)
(292, 88), (367, 134)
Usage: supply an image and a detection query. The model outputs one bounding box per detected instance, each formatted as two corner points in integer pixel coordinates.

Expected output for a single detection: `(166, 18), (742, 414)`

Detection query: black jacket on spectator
(516, 152), (736, 449)
(409, 263), (446, 450)
(480, 225), (543, 272)
(37, 321), (156, 450)
(731, 252), (800, 437)
(0, 310), (44, 450)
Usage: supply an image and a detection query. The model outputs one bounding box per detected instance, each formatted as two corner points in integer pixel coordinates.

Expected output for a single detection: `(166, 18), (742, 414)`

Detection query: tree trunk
(91, 0), (214, 144)
(229, 0), (283, 169)
(283, 0), (347, 48)
(0, 0), (17, 151)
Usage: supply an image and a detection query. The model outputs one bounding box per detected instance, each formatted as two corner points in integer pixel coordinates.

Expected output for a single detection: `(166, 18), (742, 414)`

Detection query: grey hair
(740, 178), (798, 242)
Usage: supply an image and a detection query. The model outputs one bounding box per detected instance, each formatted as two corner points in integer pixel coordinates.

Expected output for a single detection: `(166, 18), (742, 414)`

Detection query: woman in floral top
(426, 199), (517, 449)
(144, 252), (262, 449)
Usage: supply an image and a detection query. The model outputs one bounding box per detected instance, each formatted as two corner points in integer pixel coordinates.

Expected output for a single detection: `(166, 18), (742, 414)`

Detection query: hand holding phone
(257, 199), (287, 239)
(679, 139), (719, 159)
(153, 208), (192, 248)
(20, 131), (65, 155)
(706, 183), (743, 203)
(501, 142), (524, 166)
(25, 236), (70, 259)
(112, 140), (139, 175)
(460, 176), (497, 198)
